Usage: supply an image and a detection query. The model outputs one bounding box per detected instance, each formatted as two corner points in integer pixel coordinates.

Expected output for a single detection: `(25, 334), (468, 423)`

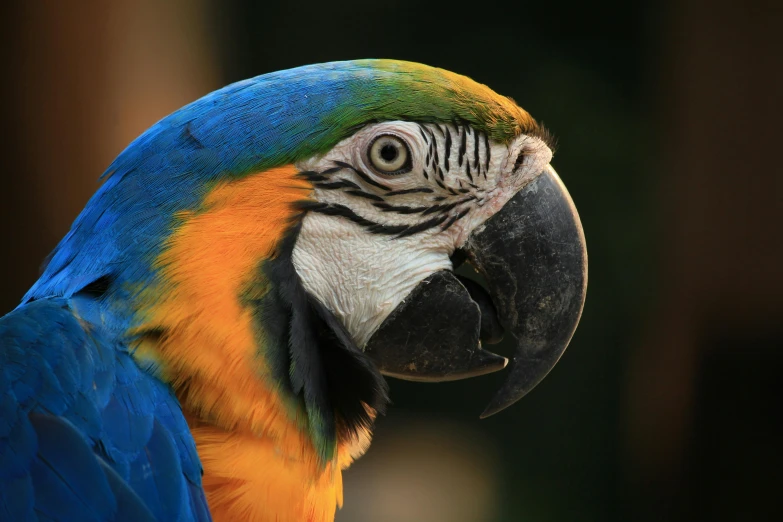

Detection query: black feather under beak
(364, 166), (587, 417)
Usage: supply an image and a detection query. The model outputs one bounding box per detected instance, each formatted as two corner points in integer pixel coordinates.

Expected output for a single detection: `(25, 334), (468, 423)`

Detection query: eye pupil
(380, 144), (398, 162)
(368, 134), (412, 175)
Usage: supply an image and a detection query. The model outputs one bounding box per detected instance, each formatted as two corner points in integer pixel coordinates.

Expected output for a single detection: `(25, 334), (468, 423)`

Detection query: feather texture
(0, 297), (208, 521)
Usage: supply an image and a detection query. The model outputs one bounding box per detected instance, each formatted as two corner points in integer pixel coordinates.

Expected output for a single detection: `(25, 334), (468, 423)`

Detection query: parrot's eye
(367, 135), (412, 175)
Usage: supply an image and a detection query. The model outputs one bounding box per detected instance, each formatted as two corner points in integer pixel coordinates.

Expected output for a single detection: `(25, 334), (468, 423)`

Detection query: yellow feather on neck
(131, 165), (370, 522)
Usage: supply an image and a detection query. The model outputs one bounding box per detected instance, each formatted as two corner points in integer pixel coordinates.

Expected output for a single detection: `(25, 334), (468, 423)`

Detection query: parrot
(0, 60), (587, 522)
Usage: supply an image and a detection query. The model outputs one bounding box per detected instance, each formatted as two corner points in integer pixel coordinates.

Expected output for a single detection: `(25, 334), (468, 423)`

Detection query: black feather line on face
(395, 214), (449, 238)
(309, 202), (454, 238)
(458, 127), (467, 168)
(422, 199), (462, 215)
(386, 187), (434, 196)
(432, 133), (440, 171)
(441, 207), (471, 232)
(310, 203), (407, 235)
(483, 133), (491, 174)
(315, 180), (361, 190)
(299, 171), (329, 183)
(419, 125), (430, 143)
(333, 161), (391, 191)
(254, 222), (389, 460)
(373, 202), (431, 214)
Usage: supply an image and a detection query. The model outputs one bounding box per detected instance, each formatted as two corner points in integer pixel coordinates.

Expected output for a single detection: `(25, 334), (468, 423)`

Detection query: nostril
(513, 149), (528, 172)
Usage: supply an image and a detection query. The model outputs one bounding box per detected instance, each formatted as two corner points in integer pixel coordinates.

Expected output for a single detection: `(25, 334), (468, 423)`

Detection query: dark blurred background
(2, 1), (781, 521)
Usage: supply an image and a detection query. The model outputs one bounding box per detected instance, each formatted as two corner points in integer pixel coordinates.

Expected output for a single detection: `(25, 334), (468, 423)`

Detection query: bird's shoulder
(0, 296), (211, 522)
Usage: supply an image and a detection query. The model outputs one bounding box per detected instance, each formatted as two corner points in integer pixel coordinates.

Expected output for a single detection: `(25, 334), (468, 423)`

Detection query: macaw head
(293, 104), (586, 419)
(27, 60), (586, 466)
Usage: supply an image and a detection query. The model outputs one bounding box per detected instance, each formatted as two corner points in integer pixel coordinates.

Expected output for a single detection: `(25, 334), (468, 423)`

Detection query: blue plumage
(0, 298), (209, 521)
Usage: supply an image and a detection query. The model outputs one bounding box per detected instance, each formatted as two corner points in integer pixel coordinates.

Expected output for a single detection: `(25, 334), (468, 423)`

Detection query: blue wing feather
(96, 459), (156, 522)
(0, 298), (210, 521)
(27, 414), (116, 522)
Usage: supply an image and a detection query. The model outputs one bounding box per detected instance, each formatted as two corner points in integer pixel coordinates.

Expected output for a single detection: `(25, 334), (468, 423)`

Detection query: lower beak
(365, 166), (587, 417)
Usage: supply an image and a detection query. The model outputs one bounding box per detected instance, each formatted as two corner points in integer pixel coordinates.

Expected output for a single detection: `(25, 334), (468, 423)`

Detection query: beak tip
(479, 381), (535, 419)
(478, 409), (495, 420)
(479, 388), (528, 419)
(479, 399), (515, 419)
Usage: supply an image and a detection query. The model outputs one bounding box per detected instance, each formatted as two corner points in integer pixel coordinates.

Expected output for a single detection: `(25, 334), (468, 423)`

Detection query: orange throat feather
(130, 165), (374, 522)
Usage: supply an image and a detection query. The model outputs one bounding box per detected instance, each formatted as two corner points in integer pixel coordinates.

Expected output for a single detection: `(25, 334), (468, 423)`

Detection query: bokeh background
(2, 1), (781, 521)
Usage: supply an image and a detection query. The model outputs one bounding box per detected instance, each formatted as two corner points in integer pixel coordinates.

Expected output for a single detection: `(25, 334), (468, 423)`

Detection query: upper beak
(364, 166), (587, 417)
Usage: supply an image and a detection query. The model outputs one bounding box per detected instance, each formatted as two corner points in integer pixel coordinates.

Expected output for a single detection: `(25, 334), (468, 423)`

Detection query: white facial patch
(292, 121), (552, 347)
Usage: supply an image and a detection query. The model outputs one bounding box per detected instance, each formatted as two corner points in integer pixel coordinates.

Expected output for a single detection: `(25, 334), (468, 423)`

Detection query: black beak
(364, 166), (587, 417)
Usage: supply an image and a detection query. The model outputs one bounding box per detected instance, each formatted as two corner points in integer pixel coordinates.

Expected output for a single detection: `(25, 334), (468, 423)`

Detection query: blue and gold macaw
(0, 60), (587, 522)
